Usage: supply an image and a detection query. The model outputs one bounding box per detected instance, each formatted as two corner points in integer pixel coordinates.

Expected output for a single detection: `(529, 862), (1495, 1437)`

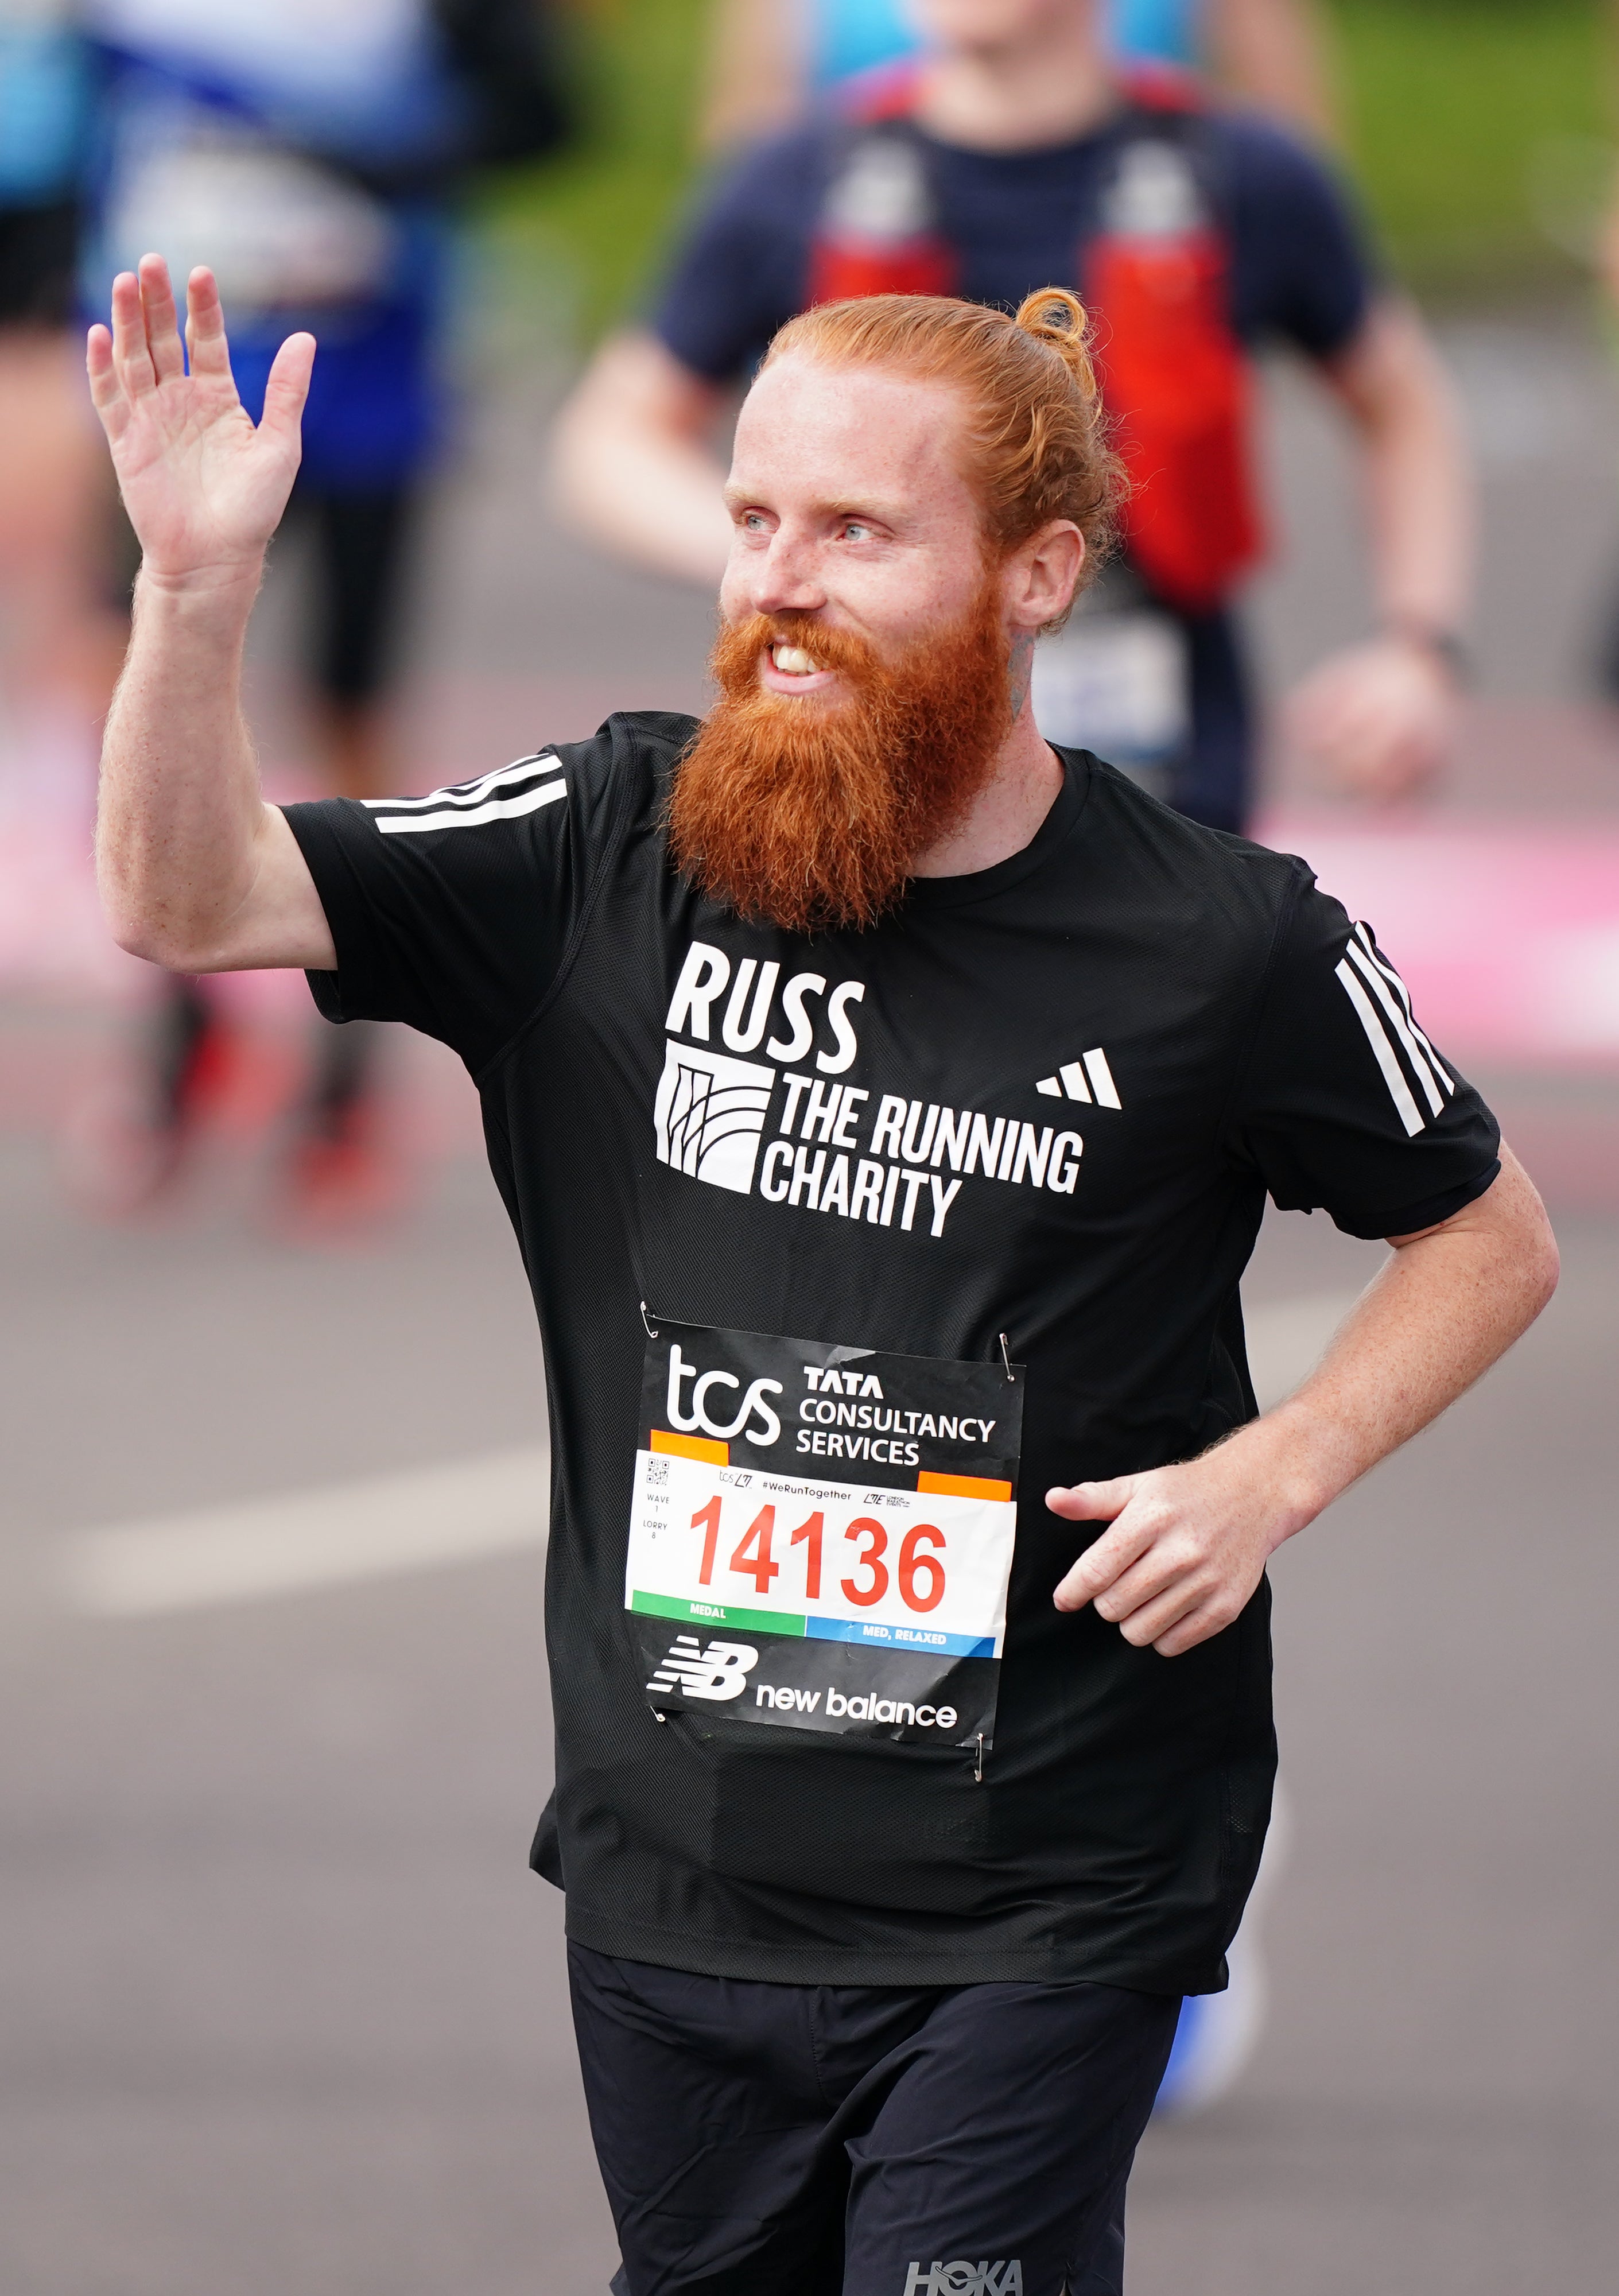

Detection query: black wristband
(1384, 620), (1474, 688)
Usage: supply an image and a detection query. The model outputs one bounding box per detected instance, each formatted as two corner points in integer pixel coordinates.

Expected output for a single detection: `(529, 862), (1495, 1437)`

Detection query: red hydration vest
(805, 66), (1264, 614)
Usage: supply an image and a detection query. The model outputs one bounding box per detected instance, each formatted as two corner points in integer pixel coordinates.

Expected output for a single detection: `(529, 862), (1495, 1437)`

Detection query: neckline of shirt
(902, 746), (1092, 912)
(904, 104), (1133, 170)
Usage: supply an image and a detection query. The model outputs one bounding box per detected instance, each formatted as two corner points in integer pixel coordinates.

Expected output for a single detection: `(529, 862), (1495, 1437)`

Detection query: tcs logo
(666, 1343), (783, 1448)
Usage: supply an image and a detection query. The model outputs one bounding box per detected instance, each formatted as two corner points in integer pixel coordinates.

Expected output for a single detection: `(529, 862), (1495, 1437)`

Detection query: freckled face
(720, 354), (995, 699)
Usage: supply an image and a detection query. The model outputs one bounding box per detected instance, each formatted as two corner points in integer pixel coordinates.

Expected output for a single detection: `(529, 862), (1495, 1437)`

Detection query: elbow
(98, 856), (213, 972)
(109, 924), (196, 971)
(547, 367), (624, 540)
(546, 426), (607, 549)
(102, 901), (212, 974)
(1491, 1145), (1560, 1326)
(1507, 1198), (1560, 1332)
(1527, 1218), (1560, 1319)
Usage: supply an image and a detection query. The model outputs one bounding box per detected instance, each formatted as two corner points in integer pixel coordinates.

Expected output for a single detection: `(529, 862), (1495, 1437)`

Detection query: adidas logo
(646, 1635), (760, 1702)
(1035, 1050), (1120, 1108)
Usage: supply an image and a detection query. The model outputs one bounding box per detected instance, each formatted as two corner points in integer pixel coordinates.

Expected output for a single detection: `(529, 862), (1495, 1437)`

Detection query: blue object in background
(221, 222), (451, 492)
(1112, 0), (1198, 67)
(0, 24), (93, 204)
(810, 0), (914, 86)
(811, 0), (1199, 90)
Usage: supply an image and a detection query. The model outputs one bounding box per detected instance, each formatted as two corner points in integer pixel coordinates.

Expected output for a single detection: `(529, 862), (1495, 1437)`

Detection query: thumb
(259, 331), (316, 448)
(1045, 1477), (1133, 1523)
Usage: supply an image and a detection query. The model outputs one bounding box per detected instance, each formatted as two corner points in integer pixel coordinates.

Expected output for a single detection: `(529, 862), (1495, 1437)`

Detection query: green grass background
(490, 0), (1613, 339)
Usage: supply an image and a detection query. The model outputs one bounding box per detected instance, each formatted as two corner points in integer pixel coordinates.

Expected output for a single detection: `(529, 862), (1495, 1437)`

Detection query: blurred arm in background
(1205, 0), (1338, 142)
(550, 331), (735, 588)
(1284, 293), (1474, 802)
(701, 0), (805, 154)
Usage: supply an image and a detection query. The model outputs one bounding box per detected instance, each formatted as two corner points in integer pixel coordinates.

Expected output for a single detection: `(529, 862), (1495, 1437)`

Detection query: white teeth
(772, 645), (820, 676)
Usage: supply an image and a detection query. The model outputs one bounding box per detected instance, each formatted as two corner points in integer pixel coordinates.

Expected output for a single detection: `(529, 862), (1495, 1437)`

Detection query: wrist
(1226, 1406), (1342, 1549)
(136, 553), (266, 605)
(1381, 617), (1473, 688)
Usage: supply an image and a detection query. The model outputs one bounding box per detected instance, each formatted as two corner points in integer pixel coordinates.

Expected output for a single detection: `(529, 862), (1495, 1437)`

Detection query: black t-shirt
(284, 724), (1498, 1994)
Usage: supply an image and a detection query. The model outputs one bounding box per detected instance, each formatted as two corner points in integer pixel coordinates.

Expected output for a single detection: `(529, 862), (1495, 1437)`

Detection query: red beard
(667, 583), (1013, 935)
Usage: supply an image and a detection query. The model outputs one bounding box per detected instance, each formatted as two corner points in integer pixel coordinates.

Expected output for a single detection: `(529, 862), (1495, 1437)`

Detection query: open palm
(87, 256), (315, 583)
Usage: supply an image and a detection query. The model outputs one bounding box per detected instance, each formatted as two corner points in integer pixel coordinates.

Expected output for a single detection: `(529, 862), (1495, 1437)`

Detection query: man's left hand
(1046, 1436), (1307, 1657)
(1283, 633), (1458, 803)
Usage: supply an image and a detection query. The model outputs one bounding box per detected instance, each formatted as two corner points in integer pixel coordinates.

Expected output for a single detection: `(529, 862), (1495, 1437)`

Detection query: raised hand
(86, 255), (315, 587)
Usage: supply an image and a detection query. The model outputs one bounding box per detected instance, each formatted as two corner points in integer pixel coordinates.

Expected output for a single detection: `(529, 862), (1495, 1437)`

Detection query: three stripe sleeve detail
(1333, 924), (1454, 1138)
(362, 752), (568, 837)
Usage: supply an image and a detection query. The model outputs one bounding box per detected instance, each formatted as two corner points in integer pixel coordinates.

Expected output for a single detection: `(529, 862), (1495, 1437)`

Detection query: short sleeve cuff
(1324, 1157), (1501, 1242)
(280, 800), (385, 1026)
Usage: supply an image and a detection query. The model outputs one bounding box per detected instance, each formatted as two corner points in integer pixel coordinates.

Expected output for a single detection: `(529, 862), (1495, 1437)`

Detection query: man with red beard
(90, 259), (1554, 2296)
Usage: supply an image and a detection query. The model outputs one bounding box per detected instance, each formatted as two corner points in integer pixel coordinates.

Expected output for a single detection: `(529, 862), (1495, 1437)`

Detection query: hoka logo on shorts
(653, 1042), (776, 1194)
(902, 2264), (1022, 2296)
(645, 1635), (760, 1701)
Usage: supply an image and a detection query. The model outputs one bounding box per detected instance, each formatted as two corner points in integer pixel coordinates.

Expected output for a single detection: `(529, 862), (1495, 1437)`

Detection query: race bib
(626, 1320), (1023, 1751)
(1031, 608), (1190, 769)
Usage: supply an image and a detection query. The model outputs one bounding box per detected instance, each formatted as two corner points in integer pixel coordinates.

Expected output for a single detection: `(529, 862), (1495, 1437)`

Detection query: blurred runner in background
(556, 0), (1470, 841)
(703, 0), (1337, 151)
(0, 4), (115, 808)
(80, 0), (567, 1221)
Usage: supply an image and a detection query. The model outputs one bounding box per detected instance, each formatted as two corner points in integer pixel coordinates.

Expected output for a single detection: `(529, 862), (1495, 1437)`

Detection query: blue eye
(842, 522), (872, 542)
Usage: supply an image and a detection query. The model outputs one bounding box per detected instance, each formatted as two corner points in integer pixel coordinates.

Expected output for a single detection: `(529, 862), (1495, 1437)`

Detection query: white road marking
(1244, 1290), (1362, 1413)
(60, 1297), (1356, 1620)
(60, 1447), (548, 1619)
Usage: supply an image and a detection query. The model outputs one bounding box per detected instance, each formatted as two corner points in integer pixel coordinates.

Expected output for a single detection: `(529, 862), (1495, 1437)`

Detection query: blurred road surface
(2, 297), (1617, 2295)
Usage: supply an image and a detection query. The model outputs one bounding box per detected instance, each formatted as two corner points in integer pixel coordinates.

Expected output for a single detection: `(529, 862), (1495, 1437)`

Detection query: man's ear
(1005, 521), (1086, 631)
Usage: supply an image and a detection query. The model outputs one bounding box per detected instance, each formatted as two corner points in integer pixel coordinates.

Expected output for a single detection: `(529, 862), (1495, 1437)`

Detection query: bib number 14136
(687, 1490), (945, 1611)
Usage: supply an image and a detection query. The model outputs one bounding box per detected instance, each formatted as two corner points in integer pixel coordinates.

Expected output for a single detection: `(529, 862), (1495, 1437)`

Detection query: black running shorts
(569, 1944), (1179, 2296)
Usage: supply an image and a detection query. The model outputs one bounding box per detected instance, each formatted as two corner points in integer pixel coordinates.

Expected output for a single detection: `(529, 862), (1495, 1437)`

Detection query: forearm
(1049, 1154), (1555, 1655)
(1234, 1153), (1557, 1536)
(97, 560), (273, 966)
(552, 407), (732, 586)
(549, 335), (733, 588)
(1338, 300), (1473, 635)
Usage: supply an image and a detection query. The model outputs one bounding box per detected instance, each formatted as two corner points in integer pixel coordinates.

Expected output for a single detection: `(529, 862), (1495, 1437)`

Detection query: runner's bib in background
(1031, 607), (1190, 775)
(626, 1320), (1023, 1750)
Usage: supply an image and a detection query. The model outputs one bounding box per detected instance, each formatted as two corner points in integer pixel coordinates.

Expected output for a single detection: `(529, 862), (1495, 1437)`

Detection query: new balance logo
(1035, 1049), (1121, 1108)
(902, 2264), (1023, 2296)
(654, 1042), (775, 1194)
(646, 1636), (760, 1701)
(1333, 922), (1454, 1140)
